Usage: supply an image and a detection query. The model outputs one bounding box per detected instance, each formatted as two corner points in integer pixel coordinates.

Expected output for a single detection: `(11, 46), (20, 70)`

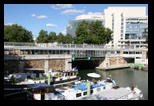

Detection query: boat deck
(77, 87), (132, 100)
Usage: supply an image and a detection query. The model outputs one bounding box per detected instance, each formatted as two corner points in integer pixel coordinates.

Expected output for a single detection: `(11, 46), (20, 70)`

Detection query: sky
(4, 4), (148, 38)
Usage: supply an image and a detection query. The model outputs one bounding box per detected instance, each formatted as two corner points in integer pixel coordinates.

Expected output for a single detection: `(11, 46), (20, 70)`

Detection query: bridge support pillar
(65, 58), (72, 71)
(18, 61), (24, 72)
(44, 60), (49, 74)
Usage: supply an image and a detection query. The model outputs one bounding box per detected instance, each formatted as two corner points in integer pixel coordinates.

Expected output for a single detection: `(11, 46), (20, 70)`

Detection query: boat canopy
(28, 83), (54, 89)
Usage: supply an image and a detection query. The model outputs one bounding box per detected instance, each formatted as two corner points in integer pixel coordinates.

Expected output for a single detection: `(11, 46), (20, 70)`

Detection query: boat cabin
(26, 83), (60, 100)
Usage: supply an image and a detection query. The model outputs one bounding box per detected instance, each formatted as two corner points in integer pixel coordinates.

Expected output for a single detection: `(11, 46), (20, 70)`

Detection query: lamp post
(48, 68), (52, 85)
(87, 80), (91, 96)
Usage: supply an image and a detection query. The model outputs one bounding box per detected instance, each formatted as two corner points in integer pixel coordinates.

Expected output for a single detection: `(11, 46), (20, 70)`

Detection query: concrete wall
(135, 59), (148, 65)
(4, 54), (72, 74)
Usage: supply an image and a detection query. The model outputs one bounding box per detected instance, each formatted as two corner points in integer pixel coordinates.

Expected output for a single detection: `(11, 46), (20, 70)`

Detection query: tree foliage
(48, 32), (57, 43)
(4, 22), (113, 45)
(57, 32), (65, 43)
(4, 24), (34, 42)
(36, 30), (49, 43)
(75, 20), (113, 44)
(64, 33), (73, 44)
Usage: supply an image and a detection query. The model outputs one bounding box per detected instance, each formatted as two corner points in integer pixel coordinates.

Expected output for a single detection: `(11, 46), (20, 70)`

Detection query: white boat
(4, 67), (81, 90)
(26, 75), (143, 100)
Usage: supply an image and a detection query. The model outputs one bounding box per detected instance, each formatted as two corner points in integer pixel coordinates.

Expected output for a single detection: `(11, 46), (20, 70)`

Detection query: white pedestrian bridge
(4, 42), (148, 60)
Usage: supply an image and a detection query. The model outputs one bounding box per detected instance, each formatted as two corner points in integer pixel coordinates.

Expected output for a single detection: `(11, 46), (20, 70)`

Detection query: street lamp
(48, 68), (52, 85)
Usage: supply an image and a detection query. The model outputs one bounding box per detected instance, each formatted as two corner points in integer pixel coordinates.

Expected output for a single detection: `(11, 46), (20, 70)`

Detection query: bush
(134, 66), (139, 70)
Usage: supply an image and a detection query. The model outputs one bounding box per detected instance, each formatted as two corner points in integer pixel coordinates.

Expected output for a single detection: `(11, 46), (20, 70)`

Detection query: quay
(96, 65), (130, 70)
(96, 54), (130, 70)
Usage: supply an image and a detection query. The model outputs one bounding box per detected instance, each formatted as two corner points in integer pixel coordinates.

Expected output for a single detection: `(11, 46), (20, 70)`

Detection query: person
(11, 75), (16, 85)
(130, 80), (134, 91)
(41, 89), (45, 100)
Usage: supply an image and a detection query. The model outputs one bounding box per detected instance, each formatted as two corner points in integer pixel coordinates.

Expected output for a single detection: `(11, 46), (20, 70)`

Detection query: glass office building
(66, 14), (104, 37)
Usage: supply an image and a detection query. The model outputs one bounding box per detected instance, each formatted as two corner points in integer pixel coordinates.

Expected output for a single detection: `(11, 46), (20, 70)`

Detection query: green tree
(48, 32), (57, 43)
(75, 20), (89, 44)
(4, 24), (34, 42)
(36, 30), (48, 43)
(57, 33), (64, 44)
(103, 28), (113, 44)
(75, 20), (113, 44)
(64, 33), (73, 44)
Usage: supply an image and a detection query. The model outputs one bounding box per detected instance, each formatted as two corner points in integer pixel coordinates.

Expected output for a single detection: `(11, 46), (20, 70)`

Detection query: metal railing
(4, 42), (148, 50)
(4, 42), (35, 46)
(4, 54), (72, 60)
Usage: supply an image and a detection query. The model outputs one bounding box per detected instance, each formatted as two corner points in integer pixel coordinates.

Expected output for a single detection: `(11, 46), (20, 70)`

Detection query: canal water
(78, 68), (148, 100)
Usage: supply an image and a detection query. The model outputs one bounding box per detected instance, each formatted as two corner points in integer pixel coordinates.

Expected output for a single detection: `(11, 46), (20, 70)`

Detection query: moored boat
(4, 67), (81, 91)
(26, 75), (143, 100)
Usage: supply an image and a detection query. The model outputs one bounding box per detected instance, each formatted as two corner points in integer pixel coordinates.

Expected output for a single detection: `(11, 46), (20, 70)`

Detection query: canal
(78, 68), (148, 100)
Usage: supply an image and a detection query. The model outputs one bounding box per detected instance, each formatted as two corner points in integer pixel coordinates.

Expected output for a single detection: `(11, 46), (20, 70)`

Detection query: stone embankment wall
(4, 59), (66, 74)
(96, 54), (129, 70)
(4, 54), (72, 74)
(25, 60), (44, 68)
(48, 59), (65, 71)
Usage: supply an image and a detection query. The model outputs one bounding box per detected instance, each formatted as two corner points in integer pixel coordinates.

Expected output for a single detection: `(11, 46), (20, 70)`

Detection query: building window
(76, 93), (82, 97)
(83, 92), (87, 95)
(124, 52), (128, 54)
(117, 51), (120, 54)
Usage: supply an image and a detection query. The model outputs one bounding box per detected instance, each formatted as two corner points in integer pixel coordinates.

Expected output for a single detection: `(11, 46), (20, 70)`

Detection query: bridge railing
(4, 54), (72, 60)
(4, 42), (35, 46)
(4, 42), (148, 49)
(4, 42), (107, 48)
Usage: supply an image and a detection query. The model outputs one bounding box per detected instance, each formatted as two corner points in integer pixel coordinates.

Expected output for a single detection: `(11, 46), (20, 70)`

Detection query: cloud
(87, 12), (102, 15)
(51, 4), (73, 10)
(4, 22), (14, 26)
(61, 9), (85, 15)
(32, 14), (48, 19)
(46, 23), (57, 27)
(36, 15), (48, 19)
(31, 14), (36, 17)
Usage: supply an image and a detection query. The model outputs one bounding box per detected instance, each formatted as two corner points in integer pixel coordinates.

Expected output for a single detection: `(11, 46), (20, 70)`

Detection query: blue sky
(4, 4), (148, 38)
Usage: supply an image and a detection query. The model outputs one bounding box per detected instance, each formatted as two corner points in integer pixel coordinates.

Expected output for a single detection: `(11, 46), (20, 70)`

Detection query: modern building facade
(103, 7), (148, 48)
(66, 6), (148, 49)
(66, 14), (104, 37)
